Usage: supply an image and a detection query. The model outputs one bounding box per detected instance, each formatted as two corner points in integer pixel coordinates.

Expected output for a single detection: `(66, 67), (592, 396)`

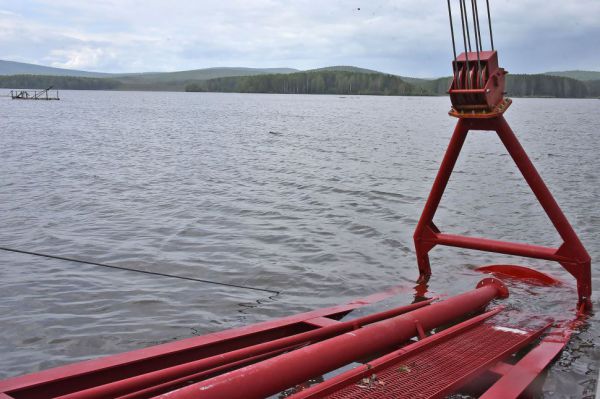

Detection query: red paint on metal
(449, 98), (512, 119)
(116, 345), (300, 399)
(308, 320), (550, 399)
(154, 282), (505, 399)
(413, 115), (592, 310)
(449, 51), (507, 115)
(305, 317), (343, 328)
(477, 264), (562, 286)
(289, 307), (506, 399)
(488, 361), (514, 376)
(481, 327), (571, 398)
(476, 278), (509, 298)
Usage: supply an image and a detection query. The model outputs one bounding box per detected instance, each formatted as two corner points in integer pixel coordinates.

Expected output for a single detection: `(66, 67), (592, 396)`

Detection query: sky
(0, 0), (598, 77)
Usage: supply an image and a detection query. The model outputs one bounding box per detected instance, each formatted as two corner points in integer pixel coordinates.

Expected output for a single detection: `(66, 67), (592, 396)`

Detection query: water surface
(1, 91), (598, 397)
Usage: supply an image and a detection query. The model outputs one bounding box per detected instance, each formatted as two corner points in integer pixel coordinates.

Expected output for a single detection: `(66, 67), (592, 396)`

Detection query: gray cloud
(0, 0), (598, 76)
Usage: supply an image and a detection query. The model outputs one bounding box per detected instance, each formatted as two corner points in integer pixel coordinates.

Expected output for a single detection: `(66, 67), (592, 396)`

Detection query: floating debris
(356, 373), (385, 389)
(397, 365), (412, 373)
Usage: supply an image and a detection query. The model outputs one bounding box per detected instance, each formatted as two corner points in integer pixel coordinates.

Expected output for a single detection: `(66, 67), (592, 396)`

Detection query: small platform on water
(10, 86), (59, 100)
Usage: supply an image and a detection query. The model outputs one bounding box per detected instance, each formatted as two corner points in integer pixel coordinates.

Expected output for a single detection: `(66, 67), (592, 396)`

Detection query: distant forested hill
(0, 74), (121, 90)
(306, 66), (384, 74)
(115, 67), (299, 91)
(585, 80), (600, 97)
(507, 74), (589, 98)
(543, 70), (600, 81)
(0, 60), (111, 78)
(185, 70), (419, 95)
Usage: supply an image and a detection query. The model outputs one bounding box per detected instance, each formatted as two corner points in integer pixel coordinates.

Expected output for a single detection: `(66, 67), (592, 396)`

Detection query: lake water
(0, 91), (598, 397)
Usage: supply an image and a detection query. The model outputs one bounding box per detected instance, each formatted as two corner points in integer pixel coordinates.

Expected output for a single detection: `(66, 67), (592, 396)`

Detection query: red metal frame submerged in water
(413, 53), (592, 311)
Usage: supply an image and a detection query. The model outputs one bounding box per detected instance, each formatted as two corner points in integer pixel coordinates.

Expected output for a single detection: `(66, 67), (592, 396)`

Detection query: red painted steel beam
(494, 117), (588, 258)
(414, 118), (469, 282)
(153, 280), (507, 399)
(116, 345), (301, 399)
(51, 300), (433, 399)
(432, 233), (566, 262)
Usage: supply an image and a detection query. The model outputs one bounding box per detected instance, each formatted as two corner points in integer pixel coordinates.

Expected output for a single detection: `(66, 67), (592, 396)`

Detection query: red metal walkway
(288, 307), (555, 399)
(307, 320), (547, 399)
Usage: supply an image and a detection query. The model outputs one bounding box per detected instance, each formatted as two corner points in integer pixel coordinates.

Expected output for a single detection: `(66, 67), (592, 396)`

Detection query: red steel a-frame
(413, 51), (592, 310)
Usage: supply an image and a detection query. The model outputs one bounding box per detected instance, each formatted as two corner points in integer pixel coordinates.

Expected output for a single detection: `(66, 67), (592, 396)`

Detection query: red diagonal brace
(413, 115), (592, 310)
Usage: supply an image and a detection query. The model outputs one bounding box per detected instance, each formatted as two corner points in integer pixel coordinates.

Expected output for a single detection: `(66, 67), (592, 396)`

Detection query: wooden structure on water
(10, 86), (59, 100)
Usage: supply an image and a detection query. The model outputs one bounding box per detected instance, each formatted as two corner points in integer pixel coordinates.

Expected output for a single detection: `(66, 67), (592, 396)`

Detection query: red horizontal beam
(480, 328), (571, 398)
(450, 89), (486, 93)
(429, 233), (566, 262)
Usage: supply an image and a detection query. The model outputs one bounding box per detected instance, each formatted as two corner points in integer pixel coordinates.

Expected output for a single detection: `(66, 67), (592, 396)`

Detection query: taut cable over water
(0, 246), (280, 295)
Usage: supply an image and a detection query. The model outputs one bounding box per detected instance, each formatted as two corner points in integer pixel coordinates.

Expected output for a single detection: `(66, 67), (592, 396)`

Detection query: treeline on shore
(507, 74), (592, 98)
(0, 74), (120, 90)
(185, 71), (600, 98)
(2, 71), (599, 98)
(186, 71), (417, 96)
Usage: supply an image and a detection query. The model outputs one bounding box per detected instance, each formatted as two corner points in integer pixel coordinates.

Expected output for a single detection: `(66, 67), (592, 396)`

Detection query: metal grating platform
(325, 322), (538, 399)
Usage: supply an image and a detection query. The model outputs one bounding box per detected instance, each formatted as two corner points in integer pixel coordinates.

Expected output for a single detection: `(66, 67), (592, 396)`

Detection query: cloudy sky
(0, 0), (598, 77)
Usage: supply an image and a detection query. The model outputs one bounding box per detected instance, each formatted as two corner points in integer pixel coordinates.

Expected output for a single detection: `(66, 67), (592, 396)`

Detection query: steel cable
(486, 0), (495, 50)
(0, 246), (281, 295)
(447, 0), (459, 81)
(458, 0), (471, 88)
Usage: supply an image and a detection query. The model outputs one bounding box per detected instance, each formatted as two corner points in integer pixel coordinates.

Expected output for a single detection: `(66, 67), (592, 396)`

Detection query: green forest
(185, 71), (418, 96)
(506, 74), (591, 98)
(185, 71), (600, 98)
(0, 74), (120, 90)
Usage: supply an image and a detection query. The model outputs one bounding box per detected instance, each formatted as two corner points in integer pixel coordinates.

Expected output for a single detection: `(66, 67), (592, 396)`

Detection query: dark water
(0, 91), (598, 397)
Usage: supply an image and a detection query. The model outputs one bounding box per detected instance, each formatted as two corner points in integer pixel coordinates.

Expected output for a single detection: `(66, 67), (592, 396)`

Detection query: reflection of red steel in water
(476, 264), (563, 286)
